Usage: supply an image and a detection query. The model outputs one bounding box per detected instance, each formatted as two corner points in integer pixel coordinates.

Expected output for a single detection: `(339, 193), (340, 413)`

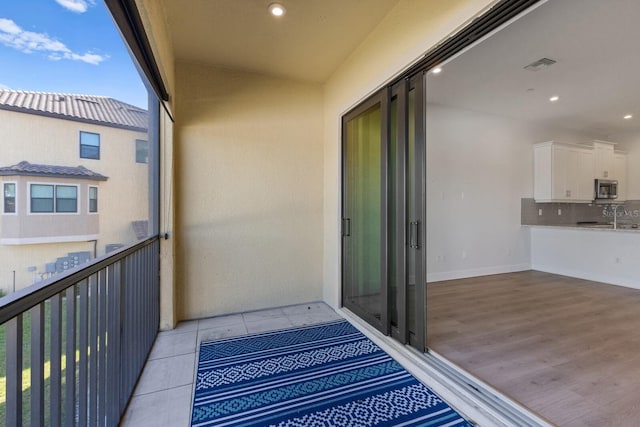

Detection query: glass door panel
(342, 94), (387, 331)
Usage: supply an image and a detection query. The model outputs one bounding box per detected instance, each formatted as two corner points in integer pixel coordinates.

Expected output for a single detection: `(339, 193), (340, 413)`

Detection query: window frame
(135, 139), (149, 164)
(88, 185), (99, 214)
(28, 182), (80, 215)
(3, 181), (17, 215)
(80, 131), (101, 160)
(55, 185), (79, 213)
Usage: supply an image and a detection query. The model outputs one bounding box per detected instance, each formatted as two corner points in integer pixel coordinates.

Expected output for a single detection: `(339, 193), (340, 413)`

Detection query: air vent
(524, 57), (556, 71)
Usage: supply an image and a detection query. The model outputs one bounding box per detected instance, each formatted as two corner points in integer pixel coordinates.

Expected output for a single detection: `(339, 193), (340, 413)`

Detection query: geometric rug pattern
(191, 319), (472, 427)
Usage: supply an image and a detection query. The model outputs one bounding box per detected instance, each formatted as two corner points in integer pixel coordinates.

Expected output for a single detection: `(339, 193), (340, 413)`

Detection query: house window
(89, 186), (98, 213)
(3, 183), (16, 213)
(136, 139), (148, 163)
(80, 131), (100, 159)
(30, 184), (78, 213)
(56, 185), (78, 213)
(31, 184), (54, 213)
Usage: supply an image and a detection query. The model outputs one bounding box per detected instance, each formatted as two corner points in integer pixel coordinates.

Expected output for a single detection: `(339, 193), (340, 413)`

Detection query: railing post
(6, 315), (23, 426)
(31, 303), (46, 426)
(78, 280), (89, 425)
(64, 286), (77, 427)
(50, 293), (63, 427)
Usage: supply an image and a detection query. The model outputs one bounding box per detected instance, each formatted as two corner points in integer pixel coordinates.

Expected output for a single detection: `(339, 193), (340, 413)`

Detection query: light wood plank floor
(427, 270), (640, 427)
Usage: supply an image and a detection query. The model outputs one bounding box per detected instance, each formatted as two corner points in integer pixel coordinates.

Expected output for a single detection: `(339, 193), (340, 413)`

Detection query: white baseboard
(427, 263), (531, 283)
(531, 264), (640, 290)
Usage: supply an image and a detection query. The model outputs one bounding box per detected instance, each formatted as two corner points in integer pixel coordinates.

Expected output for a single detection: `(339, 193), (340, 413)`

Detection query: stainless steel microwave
(595, 179), (618, 200)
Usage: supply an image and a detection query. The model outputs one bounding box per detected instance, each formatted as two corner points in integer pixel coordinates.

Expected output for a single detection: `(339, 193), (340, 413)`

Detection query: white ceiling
(426, 0), (640, 137)
(159, 0), (400, 83)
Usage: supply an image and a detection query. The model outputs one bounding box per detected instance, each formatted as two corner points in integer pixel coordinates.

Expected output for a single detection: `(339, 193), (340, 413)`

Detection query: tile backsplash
(521, 198), (640, 226)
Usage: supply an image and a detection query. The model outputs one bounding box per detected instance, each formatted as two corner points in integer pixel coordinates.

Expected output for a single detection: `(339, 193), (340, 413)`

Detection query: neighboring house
(0, 90), (149, 292)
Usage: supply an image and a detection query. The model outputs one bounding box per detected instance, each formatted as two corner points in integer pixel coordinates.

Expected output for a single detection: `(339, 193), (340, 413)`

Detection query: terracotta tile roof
(0, 161), (108, 181)
(0, 90), (148, 132)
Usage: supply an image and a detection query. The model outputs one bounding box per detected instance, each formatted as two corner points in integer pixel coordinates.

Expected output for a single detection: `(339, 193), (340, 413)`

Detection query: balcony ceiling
(159, 0), (400, 83)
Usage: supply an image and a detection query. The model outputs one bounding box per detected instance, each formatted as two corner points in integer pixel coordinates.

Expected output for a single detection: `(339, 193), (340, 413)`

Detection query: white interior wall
(425, 103), (597, 282)
(531, 227), (640, 289)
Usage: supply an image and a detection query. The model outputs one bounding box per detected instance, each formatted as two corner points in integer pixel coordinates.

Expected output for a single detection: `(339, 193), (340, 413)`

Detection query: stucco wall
(321, 0), (497, 308)
(174, 63), (324, 319)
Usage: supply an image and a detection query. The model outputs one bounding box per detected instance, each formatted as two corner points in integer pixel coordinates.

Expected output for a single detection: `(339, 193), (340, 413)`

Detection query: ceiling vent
(524, 58), (557, 71)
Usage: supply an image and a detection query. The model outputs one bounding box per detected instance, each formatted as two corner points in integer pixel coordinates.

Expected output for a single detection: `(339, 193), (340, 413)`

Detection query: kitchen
(423, 0), (640, 424)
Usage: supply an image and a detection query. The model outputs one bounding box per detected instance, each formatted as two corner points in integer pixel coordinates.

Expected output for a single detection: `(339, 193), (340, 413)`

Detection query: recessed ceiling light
(431, 67), (443, 74)
(268, 3), (286, 17)
(624, 114), (633, 120)
(549, 95), (559, 102)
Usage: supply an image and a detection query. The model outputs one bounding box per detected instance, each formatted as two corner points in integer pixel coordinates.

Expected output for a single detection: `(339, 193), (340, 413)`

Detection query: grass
(0, 298), (80, 425)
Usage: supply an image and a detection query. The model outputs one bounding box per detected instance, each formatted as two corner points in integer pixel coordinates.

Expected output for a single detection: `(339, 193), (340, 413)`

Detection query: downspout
(88, 239), (97, 258)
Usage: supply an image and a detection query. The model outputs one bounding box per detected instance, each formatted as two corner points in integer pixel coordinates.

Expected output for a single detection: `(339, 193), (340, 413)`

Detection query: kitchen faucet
(611, 203), (620, 230)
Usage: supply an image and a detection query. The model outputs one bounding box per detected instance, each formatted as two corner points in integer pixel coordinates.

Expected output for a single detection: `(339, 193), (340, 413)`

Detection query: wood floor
(427, 270), (640, 427)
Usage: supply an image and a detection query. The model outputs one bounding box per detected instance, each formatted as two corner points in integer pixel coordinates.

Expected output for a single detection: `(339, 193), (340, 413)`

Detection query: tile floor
(120, 302), (342, 426)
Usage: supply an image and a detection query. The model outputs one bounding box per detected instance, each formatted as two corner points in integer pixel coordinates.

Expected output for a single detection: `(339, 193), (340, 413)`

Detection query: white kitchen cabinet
(593, 141), (615, 179)
(612, 152), (627, 201)
(534, 141), (594, 203)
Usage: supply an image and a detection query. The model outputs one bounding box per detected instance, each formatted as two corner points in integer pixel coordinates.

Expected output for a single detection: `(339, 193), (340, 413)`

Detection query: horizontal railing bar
(0, 235), (159, 324)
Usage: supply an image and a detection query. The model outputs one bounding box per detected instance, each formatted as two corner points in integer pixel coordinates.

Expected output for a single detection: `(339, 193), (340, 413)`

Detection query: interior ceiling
(426, 0), (640, 137)
(159, 0), (400, 83)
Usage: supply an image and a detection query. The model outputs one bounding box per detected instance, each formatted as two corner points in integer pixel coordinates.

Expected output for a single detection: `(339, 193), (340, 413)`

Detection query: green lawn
(0, 298), (78, 425)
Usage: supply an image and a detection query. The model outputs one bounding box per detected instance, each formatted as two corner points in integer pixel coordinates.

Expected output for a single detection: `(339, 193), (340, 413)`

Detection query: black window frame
(80, 131), (101, 160)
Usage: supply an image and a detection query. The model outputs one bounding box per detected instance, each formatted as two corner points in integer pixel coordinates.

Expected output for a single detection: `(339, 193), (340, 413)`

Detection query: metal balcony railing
(0, 236), (160, 426)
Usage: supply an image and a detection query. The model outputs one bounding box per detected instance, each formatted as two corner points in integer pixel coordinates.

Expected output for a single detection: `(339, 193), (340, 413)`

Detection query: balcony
(120, 302), (342, 426)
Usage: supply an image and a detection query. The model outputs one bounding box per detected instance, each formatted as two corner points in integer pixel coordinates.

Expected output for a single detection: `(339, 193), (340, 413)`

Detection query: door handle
(342, 218), (351, 237)
(409, 221), (420, 249)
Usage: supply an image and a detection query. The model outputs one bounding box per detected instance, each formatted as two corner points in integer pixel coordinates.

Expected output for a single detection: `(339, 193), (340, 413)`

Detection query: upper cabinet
(534, 140), (628, 203)
(534, 142), (594, 203)
(593, 141), (615, 179)
(612, 152), (627, 201)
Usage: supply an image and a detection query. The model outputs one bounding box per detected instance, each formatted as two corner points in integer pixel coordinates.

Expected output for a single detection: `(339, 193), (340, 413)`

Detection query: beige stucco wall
(321, 0), (497, 308)
(0, 109), (148, 291)
(174, 63), (324, 319)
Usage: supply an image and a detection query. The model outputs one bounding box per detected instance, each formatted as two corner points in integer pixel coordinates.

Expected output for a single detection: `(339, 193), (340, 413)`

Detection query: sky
(0, 0), (148, 108)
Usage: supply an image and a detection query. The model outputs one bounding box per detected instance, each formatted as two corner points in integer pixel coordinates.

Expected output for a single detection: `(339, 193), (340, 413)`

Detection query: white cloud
(0, 18), (108, 65)
(55, 0), (95, 14)
(0, 83), (10, 90)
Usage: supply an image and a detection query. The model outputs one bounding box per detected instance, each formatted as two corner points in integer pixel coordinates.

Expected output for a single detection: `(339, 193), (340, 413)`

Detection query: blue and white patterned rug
(191, 319), (472, 427)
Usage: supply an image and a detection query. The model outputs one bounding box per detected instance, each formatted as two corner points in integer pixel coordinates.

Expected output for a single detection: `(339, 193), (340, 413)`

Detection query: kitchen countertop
(523, 224), (640, 233)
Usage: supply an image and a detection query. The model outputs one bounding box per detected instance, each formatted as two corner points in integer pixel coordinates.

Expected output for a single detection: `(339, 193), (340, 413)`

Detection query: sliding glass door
(342, 74), (426, 350)
(342, 93), (388, 331)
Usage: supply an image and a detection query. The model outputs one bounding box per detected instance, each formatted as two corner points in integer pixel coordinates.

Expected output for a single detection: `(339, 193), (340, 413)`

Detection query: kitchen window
(3, 182), (16, 213)
(80, 131), (101, 159)
(89, 186), (98, 213)
(30, 184), (78, 213)
(136, 139), (148, 163)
